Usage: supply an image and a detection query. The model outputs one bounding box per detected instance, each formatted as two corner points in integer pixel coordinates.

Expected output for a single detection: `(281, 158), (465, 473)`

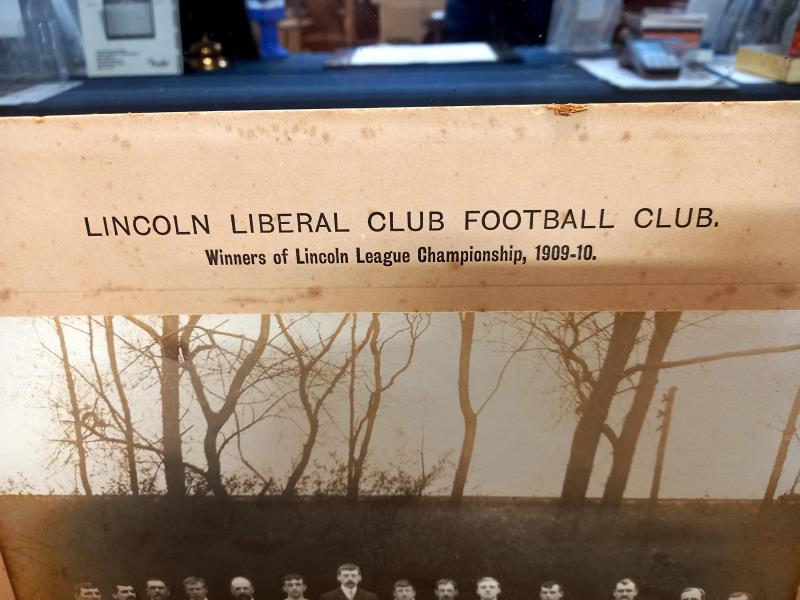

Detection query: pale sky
(1, 311), (799, 499)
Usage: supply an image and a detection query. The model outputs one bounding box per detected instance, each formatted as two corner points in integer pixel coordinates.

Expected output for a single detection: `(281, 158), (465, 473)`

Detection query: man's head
(337, 564), (362, 589)
(113, 584), (137, 600)
(728, 593), (754, 600)
(475, 578), (500, 600)
(435, 579), (458, 600)
(74, 582), (102, 600)
(612, 579), (638, 600)
(231, 576), (255, 600)
(282, 574), (307, 599)
(183, 577), (208, 600)
(539, 582), (564, 600)
(393, 580), (416, 600)
(680, 588), (705, 600)
(146, 580), (170, 600)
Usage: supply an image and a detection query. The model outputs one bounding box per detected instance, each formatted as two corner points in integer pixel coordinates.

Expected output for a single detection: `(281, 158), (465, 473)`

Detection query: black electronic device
(621, 38), (681, 78)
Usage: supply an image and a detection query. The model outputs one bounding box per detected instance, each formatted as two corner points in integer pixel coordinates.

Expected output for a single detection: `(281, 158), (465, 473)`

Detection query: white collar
(341, 586), (358, 598)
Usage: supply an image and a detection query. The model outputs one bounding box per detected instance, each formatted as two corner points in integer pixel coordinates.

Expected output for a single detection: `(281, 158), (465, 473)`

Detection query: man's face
(283, 579), (307, 599)
(114, 586), (137, 600)
(393, 587), (415, 600)
(476, 580), (500, 600)
(231, 579), (255, 600)
(435, 584), (457, 600)
(338, 570), (362, 589)
(146, 581), (170, 600)
(613, 582), (637, 600)
(76, 588), (102, 600)
(185, 583), (207, 600)
(681, 590), (703, 600)
(540, 585), (563, 600)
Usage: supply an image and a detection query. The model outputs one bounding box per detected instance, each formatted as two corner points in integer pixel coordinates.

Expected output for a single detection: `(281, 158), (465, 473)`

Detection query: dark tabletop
(2, 46), (799, 116)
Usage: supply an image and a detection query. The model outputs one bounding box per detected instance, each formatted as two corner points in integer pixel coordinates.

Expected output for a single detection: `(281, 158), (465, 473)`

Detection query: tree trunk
(204, 421), (226, 497)
(346, 316), (359, 499)
(762, 383), (800, 509)
(282, 418), (318, 497)
(104, 316), (140, 495)
(348, 314), (382, 501)
(602, 312), (681, 505)
(160, 315), (185, 496)
(560, 312), (645, 506)
(451, 312), (477, 502)
(54, 317), (93, 495)
(649, 386), (676, 503)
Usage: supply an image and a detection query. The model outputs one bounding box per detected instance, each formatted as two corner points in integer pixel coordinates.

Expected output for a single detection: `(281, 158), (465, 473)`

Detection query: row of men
(72, 563), (758, 600)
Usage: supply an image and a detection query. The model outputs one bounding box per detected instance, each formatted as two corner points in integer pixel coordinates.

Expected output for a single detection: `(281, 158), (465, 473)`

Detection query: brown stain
(705, 284), (739, 303)
(292, 124), (301, 134)
(307, 287), (323, 298)
(32, 116), (45, 124)
(0, 288), (11, 302)
(449, 262), (461, 271)
(578, 132), (589, 142)
(514, 126), (525, 141)
(774, 285), (796, 298)
(621, 131), (632, 141)
(361, 127), (376, 139)
(322, 132), (331, 143)
(120, 140), (131, 150)
(546, 103), (590, 116)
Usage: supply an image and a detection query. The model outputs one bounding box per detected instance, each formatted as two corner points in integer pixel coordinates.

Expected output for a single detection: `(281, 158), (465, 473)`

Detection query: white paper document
(0, 81), (81, 105)
(345, 42), (498, 66)
(576, 57), (736, 90)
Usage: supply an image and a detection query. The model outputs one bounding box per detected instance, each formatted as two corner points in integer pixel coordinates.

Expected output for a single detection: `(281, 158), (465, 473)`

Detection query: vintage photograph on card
(1, 311), (799, 600)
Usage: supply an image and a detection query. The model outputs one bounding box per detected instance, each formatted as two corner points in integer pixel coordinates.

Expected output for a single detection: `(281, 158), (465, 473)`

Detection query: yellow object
(736, 45), (800, 83)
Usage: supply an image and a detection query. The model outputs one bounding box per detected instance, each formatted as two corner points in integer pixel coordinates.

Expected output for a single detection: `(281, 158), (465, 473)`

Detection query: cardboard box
(378, 0), (444, 43)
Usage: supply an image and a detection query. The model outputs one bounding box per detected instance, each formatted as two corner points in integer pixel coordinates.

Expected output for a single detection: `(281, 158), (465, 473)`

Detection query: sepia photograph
(1, 311), (799, 600)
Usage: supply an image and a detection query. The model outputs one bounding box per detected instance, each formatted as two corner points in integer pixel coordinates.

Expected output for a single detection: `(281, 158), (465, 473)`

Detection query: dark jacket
(321, 588), (378, 600)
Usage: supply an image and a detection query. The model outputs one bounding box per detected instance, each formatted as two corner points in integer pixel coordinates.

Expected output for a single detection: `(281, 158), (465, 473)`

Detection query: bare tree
(451, 312), (535, 502)
(451, 312), (477, 502)
(560, 312), (645, 505)
(53, 316), (93, 495)
(345, 313), (429, 500)
(602, 312), (681, 505)
(179, 314), (271, 497)
(762, 383), (800, 509)
(104, 316), (140, 495)
(530, 310), (800, 506)
(125, 315), (185, 496)
(277, 314), (375, 497)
